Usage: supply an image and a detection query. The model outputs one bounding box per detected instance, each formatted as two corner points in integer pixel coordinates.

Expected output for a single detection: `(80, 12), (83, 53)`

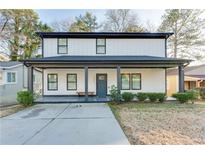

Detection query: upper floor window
(7, 72), (16, 83)
(57, 38), (68, 54)
(96, 38), (106, 54)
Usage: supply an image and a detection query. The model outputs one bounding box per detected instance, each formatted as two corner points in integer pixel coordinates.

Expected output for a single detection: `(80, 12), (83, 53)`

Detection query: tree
(103, 9), (145, 32)
(144, 20), (157, 32)
(69, 12), (99, 32)
(158, 9), (205, 60)
(20, 21), (53, 59)
(0, 9), (53, 60)
(50, 18), (72, 32)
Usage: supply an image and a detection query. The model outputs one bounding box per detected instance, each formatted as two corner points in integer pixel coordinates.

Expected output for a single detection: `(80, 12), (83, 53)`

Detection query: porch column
(178, 64), (185, 92)
(84, 66), (88, 102)
(28, 66), (34, 92)
(117, 66), (121, 95)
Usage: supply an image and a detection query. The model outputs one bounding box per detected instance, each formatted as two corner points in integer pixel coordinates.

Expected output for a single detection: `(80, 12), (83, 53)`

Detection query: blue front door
(96, 74), (107, 98)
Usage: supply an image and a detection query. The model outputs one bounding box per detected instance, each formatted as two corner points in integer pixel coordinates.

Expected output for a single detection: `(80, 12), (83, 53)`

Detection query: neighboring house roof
(36, 32), (173, 39)
(167, 64), (205, 79)
(0, 61), (22, 69)
(0, 53), (10, 61)
(23, 56), (191, 68)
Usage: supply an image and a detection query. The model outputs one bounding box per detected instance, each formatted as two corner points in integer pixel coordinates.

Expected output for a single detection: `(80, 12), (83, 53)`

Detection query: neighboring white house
(0, 61), (42, 106)
(23, 32), (191, 103)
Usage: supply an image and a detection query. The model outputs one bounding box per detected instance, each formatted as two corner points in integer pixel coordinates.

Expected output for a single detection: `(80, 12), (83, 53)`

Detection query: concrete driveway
(0, 103), (129, 145)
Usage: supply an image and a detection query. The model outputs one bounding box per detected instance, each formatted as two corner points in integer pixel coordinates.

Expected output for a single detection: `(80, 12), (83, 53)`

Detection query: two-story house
(23, 32), (191, 103)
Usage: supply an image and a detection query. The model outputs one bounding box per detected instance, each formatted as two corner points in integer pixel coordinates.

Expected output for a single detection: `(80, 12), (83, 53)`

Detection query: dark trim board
(36, 32), (173, 39)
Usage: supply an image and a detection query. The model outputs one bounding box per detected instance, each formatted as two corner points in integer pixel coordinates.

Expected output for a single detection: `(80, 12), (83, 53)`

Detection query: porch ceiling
(22, 55), (191, 69)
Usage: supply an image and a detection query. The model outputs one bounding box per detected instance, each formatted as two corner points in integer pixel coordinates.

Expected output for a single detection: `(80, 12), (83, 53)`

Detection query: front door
(96, 74), (107, 98)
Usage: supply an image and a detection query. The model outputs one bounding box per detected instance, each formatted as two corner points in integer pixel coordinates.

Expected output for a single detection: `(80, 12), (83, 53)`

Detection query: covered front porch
(23, 56), (191, 103)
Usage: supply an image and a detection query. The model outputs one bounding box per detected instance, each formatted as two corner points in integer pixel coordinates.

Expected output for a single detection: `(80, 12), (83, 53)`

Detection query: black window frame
(67, 74), (77, 90)
(121, 73), (130, 90)
(57, 38), (68, 54)
(96, 38), (106, 54)
(121, 73), (142, 90)
(47, 74), (58, 91)
(131, 73), (141, 90)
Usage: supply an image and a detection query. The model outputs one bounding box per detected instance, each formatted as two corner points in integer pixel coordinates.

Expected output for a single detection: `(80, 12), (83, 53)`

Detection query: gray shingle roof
(0, 61), (22, 68)
(24, 55), (191, 63)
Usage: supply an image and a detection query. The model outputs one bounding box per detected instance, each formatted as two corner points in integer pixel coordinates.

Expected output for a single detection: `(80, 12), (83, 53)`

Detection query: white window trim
(5, 71), (17, 84)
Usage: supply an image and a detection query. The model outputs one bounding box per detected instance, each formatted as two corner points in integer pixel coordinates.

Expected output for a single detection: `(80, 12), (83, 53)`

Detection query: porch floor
(35, 96), (111, 103)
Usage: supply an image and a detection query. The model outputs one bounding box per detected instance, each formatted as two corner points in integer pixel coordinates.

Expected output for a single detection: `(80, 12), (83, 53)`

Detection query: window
(67, 74), (77, 90)
(7, 72), (16, 83)
(121, 73), (141, 90)
(96, 38), (106, 54)
(57, 38), (68, 54)
(121, 74), (130, 90)
(131, 74), (141, 90)
(47, 74), (58, 90)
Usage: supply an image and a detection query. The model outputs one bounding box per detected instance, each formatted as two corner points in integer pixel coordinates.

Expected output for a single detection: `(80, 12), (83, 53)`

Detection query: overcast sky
(35, 9), (165, 27)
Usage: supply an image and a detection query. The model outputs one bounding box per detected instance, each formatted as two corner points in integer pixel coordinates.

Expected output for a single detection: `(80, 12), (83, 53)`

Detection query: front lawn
(109, 102), (205, 145)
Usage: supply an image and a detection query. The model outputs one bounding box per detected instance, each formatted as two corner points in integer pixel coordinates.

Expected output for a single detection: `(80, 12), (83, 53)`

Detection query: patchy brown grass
(109, 102), (205, 145)
(0, 105), (25, 118)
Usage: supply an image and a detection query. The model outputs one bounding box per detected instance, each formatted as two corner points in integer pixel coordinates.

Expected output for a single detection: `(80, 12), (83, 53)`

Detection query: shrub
(17, 90), (34, 107)
(147, 93), (158, 102)
(154, 93), (166, 103)
(186, 89), (199, 104)
(172, 92), (191, 103)
(122, 92), (134, 102)
(109, 85), (121, 102)
(195, 87), (205, 99)
(136, 92), (148, 102)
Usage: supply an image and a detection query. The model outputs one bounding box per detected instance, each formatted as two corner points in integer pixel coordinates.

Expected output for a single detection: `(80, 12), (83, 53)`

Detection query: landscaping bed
(0, 105), (25, 118)
(109, 102), (205, 145)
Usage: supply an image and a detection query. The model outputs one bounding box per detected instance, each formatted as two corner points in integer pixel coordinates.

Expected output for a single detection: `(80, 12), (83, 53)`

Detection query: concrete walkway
(0, 103), (129, 145)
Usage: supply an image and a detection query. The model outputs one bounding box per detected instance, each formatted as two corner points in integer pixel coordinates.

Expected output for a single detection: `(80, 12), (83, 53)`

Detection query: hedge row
(172, 89), (199, 103)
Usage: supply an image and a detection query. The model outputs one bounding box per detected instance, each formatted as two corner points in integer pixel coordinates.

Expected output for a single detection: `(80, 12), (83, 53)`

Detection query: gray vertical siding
(0, 66), (42, 107)
(0, 66), (25, 106)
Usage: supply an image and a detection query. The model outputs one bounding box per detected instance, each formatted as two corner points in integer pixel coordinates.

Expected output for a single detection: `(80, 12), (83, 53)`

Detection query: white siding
(121, 69), (165, 93)
(43, 38), (165, 57)
(43, 68), (165, 96)
(44, 69), (85, 95)
(44, 39), (57, 57)
(106, 39), (165, 57)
